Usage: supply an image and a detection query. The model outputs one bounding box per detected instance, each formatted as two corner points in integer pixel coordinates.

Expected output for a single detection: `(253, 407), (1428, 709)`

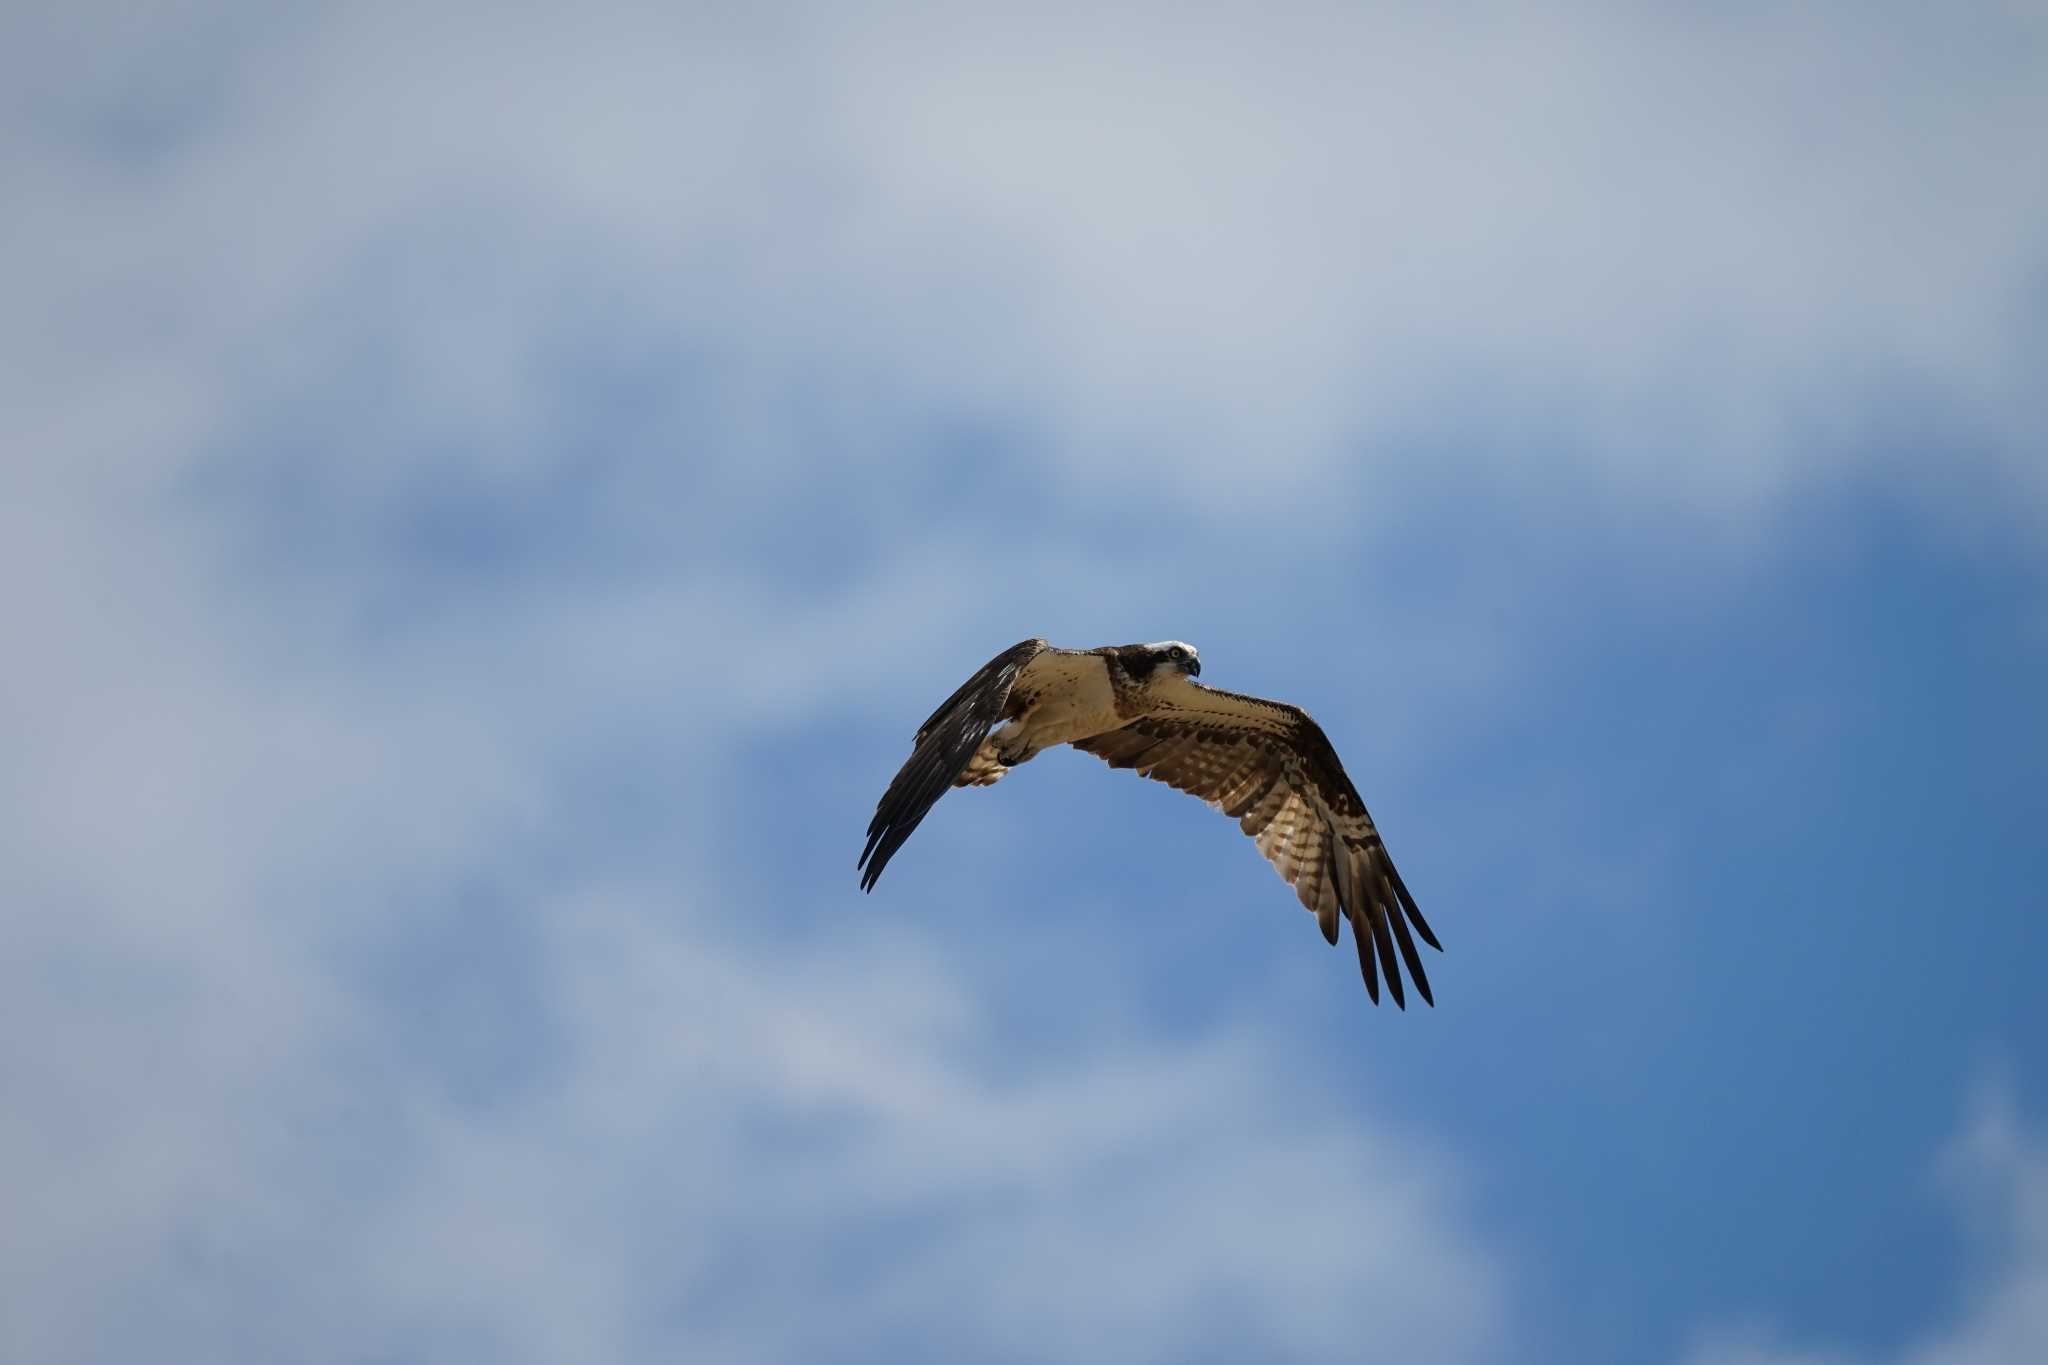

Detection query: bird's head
(1124, 640), (1201, 682)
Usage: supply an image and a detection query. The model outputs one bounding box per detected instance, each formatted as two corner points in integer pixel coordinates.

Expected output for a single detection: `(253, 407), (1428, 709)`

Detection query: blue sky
(5, 2), (2047, 1362)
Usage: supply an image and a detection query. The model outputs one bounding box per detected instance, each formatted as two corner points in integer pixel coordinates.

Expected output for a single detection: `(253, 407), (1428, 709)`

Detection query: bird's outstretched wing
(859, 638), (1048, 891)
(1072, 687), (1441, 1006)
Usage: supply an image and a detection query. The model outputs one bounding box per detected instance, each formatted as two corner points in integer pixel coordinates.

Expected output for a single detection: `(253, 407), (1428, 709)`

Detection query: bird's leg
(991, 720), (1037, 767)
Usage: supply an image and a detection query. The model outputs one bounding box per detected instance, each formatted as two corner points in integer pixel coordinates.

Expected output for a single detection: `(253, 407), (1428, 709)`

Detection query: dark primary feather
(858, 638), (1046, 891)
(1071, 690), (1440, 1007)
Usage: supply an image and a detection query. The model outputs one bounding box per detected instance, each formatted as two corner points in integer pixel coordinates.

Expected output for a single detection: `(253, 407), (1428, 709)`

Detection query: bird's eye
(1169, 647), (1185, 660)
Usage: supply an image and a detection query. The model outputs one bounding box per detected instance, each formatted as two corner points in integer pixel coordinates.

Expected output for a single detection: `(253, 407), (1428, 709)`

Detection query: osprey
(858, 639), (1442, 1006)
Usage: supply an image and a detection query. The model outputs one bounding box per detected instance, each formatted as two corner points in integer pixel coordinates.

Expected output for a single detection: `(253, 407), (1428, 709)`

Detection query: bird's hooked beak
(1186, 656), (1201, 677)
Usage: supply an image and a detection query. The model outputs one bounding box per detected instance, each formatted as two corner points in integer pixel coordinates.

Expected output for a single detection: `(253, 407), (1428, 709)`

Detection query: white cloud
(7, 2), (2044, 535)
(0, 653), (1512, 1363)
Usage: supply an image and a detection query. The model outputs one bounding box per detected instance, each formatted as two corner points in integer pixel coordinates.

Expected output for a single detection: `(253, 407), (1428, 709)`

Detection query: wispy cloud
(1682, 1083), (2048, 1365)
(10, 2), (2045, 531)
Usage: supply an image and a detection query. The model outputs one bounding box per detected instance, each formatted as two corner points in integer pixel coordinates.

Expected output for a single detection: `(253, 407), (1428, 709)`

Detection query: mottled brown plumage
(860, 639), (1441, 1005)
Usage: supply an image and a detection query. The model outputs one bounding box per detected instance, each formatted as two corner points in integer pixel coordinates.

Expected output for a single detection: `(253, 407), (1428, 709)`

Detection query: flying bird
(858, 639), (1442, 1006)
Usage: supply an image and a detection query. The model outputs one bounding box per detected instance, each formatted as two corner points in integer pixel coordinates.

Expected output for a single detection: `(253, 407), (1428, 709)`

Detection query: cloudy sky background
(5, 2), (2047, 1362)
